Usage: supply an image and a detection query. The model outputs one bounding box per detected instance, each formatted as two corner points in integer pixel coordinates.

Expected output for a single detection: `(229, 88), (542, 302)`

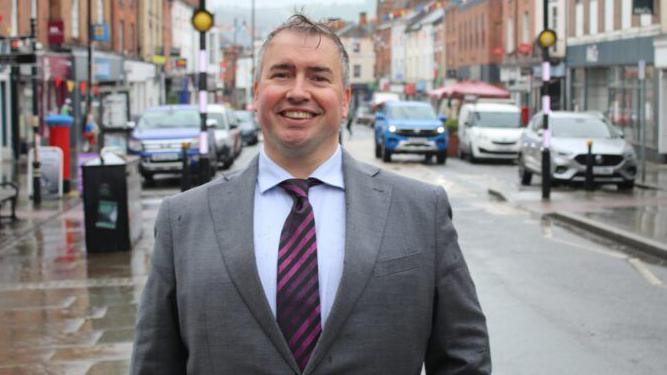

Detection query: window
(522, 12), (529, 44)
(622, 0), (631, 29)
(353, 42), (360, 53)
(97, 0), (103, 23)
(71, 0), (79, 38)
(506, 18), (514, 52)
(575, 0), (584, 37)
(353, 65), (361, 78)
(589, 0), (598, 35)
(119, 21), (124, 51)
(604, 0), (614, 32)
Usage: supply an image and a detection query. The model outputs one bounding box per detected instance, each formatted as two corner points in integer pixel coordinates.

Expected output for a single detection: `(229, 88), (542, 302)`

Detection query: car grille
(396, 129), (438, 137)
(479, 147), (517, 155)
(574, 154), (624, 166)
(492, 140), (517, 145)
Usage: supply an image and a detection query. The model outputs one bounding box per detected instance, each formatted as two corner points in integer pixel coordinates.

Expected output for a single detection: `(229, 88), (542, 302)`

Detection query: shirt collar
(257, 145), (345, 194)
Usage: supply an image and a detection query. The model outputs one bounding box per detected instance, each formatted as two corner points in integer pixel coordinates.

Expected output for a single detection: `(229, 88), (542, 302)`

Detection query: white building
(337, 13), (375, 108)
(405, 8), (443, 95)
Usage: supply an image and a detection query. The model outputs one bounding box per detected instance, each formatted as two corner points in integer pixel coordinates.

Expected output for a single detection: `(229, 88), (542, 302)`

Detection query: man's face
(254, 30), (351, 162)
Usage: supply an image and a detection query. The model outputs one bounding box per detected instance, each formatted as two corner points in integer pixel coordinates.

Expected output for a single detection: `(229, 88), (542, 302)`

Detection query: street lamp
(192, 5), (214, 184)
(537, 22), (557, 200)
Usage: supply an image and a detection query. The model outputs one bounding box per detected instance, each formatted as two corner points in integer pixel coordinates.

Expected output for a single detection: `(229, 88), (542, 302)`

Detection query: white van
(458, 102), (522, 162)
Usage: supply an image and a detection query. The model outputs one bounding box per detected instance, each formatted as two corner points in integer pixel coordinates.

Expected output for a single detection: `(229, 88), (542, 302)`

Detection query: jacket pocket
(374, 252), (421, 277)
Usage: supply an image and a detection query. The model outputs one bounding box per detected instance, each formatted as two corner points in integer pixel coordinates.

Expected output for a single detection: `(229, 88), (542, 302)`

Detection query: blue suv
(374, 101), (448, 164)
(127, 105), (217, 183)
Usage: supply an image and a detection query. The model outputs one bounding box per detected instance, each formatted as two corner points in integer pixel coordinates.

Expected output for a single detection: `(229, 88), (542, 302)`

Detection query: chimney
(359, 12), (367, 26)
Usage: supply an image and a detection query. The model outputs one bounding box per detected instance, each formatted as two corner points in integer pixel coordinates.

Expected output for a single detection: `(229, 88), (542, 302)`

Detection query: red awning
(429, 80), (510, 100)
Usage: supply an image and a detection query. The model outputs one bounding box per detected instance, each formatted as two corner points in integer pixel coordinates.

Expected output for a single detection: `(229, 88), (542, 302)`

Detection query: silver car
(207, 104), (243, 169)
(518, 111), (637, 190)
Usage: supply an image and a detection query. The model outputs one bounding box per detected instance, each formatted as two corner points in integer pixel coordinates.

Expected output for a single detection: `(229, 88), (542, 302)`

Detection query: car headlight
(623, 145), (636, 159)
(555, 150), (574, 158)
(388, 125), (397, 133)
(437, 126), (445, 134)
(128, 139), (143, 152)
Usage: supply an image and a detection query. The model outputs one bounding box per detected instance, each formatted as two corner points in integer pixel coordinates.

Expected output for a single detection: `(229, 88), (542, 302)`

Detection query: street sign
(0, 53), (36, 65)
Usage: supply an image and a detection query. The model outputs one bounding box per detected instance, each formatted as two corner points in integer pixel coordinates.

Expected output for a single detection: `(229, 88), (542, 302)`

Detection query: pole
(198, 0), (211, 184)
(31, 0), (41, 205)
(541, 0), (551, 200)
(251, 0), (255, 102)
(86, 0), (93, 152)
(638, 60), (646, 183)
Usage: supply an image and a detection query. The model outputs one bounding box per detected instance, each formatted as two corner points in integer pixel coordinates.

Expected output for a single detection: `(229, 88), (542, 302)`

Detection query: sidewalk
(488, 161), (667, 260)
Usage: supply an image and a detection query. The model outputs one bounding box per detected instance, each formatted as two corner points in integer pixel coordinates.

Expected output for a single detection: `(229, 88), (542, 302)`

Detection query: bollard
(585, 139), (594, 191)
(181, 142), (192, 192)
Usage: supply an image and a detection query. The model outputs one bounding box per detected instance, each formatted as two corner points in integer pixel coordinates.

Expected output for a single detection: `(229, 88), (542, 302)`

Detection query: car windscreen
(208, 112), (229, 129)
(138, 109), (200, 129)
(388, 105), (436, 120)
(235, 111), (253, 122)
(551, 117), (618, 138)
(472, 111), (520, 128)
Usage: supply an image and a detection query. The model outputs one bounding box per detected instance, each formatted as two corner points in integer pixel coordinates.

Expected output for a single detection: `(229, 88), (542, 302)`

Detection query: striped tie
(277, 178), (322, 371)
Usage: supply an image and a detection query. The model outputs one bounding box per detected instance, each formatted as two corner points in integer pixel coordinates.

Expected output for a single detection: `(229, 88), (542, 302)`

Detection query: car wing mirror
(438, 115), (447, 124)
(206, 119), (218, 129)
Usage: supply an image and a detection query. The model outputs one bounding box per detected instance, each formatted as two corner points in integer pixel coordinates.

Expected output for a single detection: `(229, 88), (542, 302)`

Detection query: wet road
(1, 125), (666, 374)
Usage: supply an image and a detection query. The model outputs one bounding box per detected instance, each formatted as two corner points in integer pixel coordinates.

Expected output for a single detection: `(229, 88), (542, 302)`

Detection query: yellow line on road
(628, 258), (664, 287)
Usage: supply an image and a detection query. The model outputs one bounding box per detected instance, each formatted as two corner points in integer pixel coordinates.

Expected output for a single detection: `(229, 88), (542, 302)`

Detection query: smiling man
(132, 14), (490, 375)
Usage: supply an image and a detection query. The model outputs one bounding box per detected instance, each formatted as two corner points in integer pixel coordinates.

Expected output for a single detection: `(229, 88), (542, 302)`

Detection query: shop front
(567, 37), (660, 160)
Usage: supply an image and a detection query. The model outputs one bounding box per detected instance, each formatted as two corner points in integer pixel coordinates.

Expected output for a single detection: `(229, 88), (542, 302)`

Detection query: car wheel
(467, 145), (477, 163)
(382, 144), (392, 162)
(142, 173), (155, 187)
(519, 160), (532, 186)
(222, 155), (234, 170)
(436, 152), (447, 165)
(375, 142), (382, 158)
(617, 180), (635, 190)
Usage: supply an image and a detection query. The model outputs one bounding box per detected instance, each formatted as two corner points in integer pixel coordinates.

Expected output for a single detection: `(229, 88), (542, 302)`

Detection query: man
(132, 14), (490, 374)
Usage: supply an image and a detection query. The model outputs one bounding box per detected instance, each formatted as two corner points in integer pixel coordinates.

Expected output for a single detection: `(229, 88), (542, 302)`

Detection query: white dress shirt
(253, 146), (346, 328)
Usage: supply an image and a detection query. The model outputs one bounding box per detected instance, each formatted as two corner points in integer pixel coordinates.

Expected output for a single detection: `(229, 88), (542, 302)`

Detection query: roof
(338, 23), (371, 39)
(465, 102), (520, 112)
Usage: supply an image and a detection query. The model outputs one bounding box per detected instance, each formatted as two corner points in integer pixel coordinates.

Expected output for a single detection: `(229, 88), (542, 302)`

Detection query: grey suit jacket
(131, 151), (490, 374)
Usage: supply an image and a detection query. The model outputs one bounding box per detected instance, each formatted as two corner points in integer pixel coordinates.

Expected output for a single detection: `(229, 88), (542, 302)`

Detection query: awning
(429, 80), (510, 100)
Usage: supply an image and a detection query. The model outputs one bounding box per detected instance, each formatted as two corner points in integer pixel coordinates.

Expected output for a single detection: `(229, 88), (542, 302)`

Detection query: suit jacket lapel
(304, 151), (393, 375)
(207, 157), (300, 373)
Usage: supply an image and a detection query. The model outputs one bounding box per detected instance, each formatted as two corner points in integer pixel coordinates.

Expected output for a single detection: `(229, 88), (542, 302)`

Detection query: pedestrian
(346, 105), (354, 137)
(131, 14), (490, 375)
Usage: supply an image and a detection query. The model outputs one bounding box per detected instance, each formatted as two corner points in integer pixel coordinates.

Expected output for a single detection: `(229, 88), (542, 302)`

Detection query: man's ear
(253, 80), (259, 106)
(342, 86), (352, 119)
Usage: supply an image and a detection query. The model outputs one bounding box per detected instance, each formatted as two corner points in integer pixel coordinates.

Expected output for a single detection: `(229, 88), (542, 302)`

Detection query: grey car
(518, 111), (637, 190)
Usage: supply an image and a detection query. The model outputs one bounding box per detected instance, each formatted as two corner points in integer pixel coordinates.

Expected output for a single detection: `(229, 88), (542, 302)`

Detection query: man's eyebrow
(268, 63), (294, 71)
(307, 66), (333, 74)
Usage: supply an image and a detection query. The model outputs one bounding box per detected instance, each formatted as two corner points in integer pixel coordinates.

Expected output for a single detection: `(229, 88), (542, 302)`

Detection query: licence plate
(593, 166), (614, 175)
(151, 153), (180, 161)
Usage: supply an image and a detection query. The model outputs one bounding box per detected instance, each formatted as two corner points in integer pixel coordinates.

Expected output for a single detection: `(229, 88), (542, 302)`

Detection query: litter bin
(45, 114), (73, 192)
(82, 152), (143, 252)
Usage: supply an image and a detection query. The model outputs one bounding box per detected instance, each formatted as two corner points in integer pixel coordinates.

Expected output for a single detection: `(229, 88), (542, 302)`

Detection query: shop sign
(175, 58), (187, 68)
(91, 24), (110, 42)
(586, 44), (598, 63)
(48, 20), (64, 46)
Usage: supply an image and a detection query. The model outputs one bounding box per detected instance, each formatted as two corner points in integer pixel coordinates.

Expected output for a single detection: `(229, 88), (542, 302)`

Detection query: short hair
(254, 14), (350, 87)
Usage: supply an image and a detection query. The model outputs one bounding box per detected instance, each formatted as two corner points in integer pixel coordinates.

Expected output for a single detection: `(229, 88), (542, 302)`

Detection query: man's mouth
(279, 110), (317, 120)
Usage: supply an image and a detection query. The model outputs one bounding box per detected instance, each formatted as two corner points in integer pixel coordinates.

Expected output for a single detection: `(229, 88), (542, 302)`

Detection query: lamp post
(537, 19), (557, 200)
(30, 0), (41, 205)
(192, 4), (214, 184)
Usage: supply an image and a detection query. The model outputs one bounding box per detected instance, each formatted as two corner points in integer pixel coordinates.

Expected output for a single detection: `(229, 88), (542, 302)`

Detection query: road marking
(628, 258), (664, 287)
(548, 236), (627, 259)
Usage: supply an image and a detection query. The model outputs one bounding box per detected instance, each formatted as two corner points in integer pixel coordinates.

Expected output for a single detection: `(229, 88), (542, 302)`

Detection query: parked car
(374, 101), (448, 164)
(458, 102), (523, 162)
(127, 105), (217, 183)
(518, 111), (637, 190)
(235, 110), (259, 145)
(353, 104), (374, 126)
(208, 104), (242, 169)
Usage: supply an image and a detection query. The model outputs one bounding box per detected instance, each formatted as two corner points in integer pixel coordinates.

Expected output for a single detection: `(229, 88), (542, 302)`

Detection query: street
(1, 124), (666, 374)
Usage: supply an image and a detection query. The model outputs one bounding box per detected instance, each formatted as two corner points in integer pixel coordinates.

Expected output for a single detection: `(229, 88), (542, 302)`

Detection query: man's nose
(286, 76), (310, 102)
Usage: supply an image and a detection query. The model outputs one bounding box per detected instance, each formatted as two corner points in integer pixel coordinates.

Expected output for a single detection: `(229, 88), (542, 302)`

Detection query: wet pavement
(487, 163), (667, 259)
(1, 140), (666, 373)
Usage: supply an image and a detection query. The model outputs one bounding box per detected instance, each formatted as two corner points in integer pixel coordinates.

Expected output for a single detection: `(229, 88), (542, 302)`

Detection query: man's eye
(313, 76), (331, 82)
(271, 72), (288, 79)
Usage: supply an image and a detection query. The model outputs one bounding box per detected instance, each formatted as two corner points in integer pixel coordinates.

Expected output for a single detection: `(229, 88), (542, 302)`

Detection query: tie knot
(279, 178), (321, 199)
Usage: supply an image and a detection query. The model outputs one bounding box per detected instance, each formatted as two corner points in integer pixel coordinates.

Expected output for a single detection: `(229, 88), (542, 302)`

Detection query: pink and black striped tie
(277, 178), (322, 371)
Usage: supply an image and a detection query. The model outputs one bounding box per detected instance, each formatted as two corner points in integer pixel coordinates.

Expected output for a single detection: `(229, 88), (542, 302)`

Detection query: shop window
(354, 65), (361, 78)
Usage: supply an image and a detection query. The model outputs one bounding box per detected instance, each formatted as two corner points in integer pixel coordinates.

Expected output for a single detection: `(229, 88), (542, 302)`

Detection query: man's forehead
(267, 30), (336, 51)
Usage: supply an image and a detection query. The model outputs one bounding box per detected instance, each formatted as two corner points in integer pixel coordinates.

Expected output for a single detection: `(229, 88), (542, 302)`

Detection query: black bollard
(181, 142), (192, 192)
(585, 140), (594, 191)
